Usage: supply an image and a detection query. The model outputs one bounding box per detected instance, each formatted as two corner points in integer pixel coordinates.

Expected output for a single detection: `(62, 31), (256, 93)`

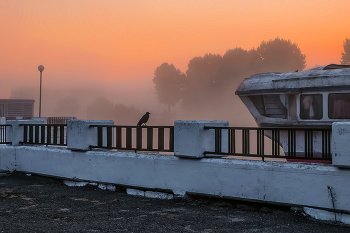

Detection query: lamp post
(38, 65), (44, 117)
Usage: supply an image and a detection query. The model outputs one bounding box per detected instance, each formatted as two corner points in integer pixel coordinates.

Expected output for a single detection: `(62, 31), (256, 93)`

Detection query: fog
(5, 38), (307, 127)
(8, 76), (255, 127)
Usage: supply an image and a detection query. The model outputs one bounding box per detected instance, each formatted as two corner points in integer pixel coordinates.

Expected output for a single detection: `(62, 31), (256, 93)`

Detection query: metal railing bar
(205, 126), (332, 162)
(19, 124), (67, 127)
(97, 127), (103, 147)
(60, 126), (65, 145)
(89, 125), (174, 152)
(158, 127), (164, 150)
(89, 125), (174, 129)
(204, 126), (332, 130)
(169, 127), (174, 151)
(89, 145), (174, 152)
(147, 128), (153, 150)
(215, 128), (222, 153)
(107, 126), (113, 148)
(126, 127), (132, 149)
(23, 142), (67, 146)
(203, 152), (332, 160)
(47, 125), (52, 144)
(0, 125), (11, 144)
(136, 127), (142, 149)
(53, 126), (58, 145)
(116, 127), (122, 148)
(41, 126), (46, 144)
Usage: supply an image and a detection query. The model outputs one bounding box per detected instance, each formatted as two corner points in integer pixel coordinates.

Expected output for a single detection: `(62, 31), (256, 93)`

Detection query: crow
(137, 112), (150, 126)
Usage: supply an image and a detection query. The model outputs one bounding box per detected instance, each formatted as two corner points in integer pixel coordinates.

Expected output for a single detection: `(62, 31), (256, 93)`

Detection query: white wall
(2, 119), (350, 224)
(1, 145), (350, 215)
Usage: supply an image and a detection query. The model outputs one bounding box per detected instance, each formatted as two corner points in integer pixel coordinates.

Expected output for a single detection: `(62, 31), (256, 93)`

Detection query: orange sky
(1, 0), (350, 99)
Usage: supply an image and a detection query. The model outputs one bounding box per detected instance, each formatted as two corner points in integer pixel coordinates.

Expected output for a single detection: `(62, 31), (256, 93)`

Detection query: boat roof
(236, 64), (350, 95)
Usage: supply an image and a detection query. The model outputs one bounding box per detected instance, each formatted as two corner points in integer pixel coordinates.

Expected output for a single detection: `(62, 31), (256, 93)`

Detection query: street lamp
(38, 65), (44, 117)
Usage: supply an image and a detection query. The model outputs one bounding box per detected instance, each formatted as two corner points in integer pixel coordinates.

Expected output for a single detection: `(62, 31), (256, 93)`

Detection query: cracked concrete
(1, 173), (350, 232)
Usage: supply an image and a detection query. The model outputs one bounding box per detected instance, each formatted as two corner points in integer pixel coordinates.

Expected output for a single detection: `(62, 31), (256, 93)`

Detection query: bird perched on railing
(137, 112), (150, 126)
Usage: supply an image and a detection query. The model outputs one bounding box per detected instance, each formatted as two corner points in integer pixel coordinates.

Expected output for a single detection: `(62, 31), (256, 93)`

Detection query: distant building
(0, 99), (35, 119)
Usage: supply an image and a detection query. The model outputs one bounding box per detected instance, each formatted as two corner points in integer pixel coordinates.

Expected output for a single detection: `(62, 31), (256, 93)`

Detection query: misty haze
(2, 1), (349, 128)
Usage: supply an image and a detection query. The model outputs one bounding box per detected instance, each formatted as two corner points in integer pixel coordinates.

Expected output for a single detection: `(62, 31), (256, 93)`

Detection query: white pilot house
(236, 64), (350, 128)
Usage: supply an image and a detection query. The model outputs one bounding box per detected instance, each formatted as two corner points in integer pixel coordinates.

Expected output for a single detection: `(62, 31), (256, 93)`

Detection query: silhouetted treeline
(154, 38), (306, 117)
(86, 97), (141, 125)
(341, 38), (350, 65)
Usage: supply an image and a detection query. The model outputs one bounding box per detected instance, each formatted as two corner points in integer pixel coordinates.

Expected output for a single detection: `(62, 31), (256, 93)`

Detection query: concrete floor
(1, 172), (350, 233)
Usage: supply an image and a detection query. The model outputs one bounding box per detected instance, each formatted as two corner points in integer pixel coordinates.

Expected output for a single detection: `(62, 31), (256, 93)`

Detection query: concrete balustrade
(332, 122), (350, 168)
(174, 120), (229, 158)
(6, 119), (46, 146)
(1, 119), (350, 224)
(67, 120), (114, 151)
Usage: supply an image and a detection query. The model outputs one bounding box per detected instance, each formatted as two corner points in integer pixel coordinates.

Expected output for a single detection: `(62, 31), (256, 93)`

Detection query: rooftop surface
(1, 173), (350, 232)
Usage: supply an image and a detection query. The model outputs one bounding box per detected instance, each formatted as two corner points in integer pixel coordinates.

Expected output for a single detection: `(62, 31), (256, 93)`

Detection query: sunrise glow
(1, 0), (350, 117)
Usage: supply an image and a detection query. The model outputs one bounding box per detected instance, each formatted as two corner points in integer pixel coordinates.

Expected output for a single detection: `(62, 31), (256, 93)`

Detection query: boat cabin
(236, 64), (350, 128)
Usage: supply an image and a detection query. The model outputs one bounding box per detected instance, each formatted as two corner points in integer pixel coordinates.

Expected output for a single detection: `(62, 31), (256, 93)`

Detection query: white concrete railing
(2, 120), (350, 224)
(2, 119), (350, 166)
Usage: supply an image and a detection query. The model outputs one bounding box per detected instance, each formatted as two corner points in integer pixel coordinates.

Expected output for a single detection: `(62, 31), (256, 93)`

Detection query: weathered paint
(236, 65), (350, 128)
(1, 145), (350, 215)
(236, 65), (350, 95)
(332, 122), (350, 168)
(67, 120), (114, 151)
(174, 120), (229, 158)
(6, 119), (46, 146)
(2, 119), (350, 224)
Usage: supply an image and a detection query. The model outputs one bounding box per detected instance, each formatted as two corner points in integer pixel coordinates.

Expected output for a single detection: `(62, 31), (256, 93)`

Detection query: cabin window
(249, 95), (287, 119)
(300, 94), (323, 120)
(328, 93), (350, 119)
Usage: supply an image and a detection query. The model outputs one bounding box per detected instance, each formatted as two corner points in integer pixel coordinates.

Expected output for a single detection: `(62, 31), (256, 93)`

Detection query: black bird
(137, 112), (150, 126)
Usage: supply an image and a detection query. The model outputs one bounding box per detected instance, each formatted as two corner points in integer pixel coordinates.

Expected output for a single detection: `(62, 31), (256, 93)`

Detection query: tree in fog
(221, 48), (262, 83)
(154, 37), (307, 119)
(53, 97), (80, 117)
(153, 63), (185, 112)
(257, 38), (306, 72)
(341, 38), (350, 65)
(182, 54), (223, 110)
(86, 97), (115, 120)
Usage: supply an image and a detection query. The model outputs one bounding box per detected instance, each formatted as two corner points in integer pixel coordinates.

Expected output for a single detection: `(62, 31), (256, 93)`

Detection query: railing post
(66, 120), (114, 151)
(332, 122), (350, 168)
(174, 120), (229, 158)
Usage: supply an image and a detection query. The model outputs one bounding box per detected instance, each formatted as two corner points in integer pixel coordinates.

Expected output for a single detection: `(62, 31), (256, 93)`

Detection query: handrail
(89, 125), (174, 152)
(21, 124), (67, 146)
(0, 124), (11, 144)
(204, 126), (332, 162)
